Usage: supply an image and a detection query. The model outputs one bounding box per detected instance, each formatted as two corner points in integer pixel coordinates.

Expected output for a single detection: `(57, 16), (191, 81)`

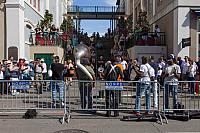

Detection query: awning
(191, 8), (200, 16)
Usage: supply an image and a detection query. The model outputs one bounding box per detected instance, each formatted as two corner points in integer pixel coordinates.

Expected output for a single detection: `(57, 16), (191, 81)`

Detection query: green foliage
(39, 10), (53, 28)
(60, 16), (74, 36)
(135, 11), (150, 33)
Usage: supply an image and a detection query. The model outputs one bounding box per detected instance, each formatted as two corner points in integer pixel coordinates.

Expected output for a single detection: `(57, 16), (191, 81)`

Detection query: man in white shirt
(164, 55), (181, 109)
(133, 56), (154, 114)
(120, 56), (129, 81)
(155, 25), (161, 37)
(41, 59), (47, 80)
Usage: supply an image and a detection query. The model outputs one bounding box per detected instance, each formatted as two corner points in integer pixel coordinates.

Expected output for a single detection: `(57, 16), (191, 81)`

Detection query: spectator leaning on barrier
(164, 55), (181, 109)
(29, 60), (35, 80)
(41, 59), (47, 80)
(51, 56), (65, 108)
(35, 58), (43, 94)
(133, 56), (153, 115)
(187, 59), (197, 94)
(76, 58), (96, 110)
(104, 61), (124, 117)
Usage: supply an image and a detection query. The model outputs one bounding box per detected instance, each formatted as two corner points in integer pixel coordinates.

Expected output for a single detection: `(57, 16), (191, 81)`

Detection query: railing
(30, 32), (68, 47)
(67, 6), (122, 13)
(126, 32), (166, 49)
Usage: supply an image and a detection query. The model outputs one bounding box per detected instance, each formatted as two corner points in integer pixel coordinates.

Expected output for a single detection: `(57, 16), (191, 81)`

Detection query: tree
(135, 11), (150, 33)
(40, 10), (53, 29)
(60, 16), (74, 37)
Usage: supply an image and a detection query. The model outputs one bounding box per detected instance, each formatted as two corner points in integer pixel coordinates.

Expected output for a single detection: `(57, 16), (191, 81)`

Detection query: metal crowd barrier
(62, 80), (164, 124)
(163, 81), (200, 121)
(3, 80), (200, 124)
(0, 80), (68, 124)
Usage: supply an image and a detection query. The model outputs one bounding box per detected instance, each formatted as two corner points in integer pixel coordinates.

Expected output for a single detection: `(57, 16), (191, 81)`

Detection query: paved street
(0, 117), (200, 133)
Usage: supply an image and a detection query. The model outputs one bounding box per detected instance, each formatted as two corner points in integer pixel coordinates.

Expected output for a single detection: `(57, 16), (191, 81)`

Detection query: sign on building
(182, 37), (191, 48)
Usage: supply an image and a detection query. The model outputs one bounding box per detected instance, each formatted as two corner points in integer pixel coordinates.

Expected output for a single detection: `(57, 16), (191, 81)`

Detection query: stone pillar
(132, 0), (135, 30)
(5, 0), (25, 59)
(55, 0), (59, 27)
(45, 0), (49, 10)
(173, 7), (190, 58)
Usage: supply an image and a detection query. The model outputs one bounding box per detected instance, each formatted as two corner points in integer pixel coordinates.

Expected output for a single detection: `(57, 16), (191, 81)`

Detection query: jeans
(79, 82), (93, 109)
(52, 81), (64, 102)
(188, 77), (195, 94)
(164, 84), (178, 109)
(135, 83), (151, 112)
(151, 81), (158, 109)
(105, 90), (119, 116)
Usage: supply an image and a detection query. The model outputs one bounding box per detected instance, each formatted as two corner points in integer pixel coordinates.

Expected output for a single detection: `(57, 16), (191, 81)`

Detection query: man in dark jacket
(104, 61), (124, 117)
(51, 56), (65, 107)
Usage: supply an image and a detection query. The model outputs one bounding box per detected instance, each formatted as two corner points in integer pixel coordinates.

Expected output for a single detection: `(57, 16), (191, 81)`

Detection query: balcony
(126, 32), (167, 61)
(126, 32), (166, 49)
(30, 32), (68, 48)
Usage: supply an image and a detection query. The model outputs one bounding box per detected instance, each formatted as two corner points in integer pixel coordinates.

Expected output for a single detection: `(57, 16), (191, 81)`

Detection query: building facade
(0, 1), (6, 60)
(119, 0), (200, 61)
(3, 0), (72, 61)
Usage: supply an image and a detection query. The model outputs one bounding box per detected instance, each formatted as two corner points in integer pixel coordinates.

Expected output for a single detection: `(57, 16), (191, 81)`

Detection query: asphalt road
(0, 118), (200, 133)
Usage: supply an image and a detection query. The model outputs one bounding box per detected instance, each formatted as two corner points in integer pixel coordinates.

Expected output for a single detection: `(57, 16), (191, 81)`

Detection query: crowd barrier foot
(121, 111), (163, 125)
(164, 112), (190, 121)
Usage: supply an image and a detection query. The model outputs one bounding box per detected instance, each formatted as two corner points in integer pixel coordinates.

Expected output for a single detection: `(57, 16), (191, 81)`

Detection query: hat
(41, 58), (44, 62)
(29, 59), (34, 62)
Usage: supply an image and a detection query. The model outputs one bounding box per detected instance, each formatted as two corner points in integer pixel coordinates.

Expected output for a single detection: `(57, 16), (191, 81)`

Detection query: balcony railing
(67, 6), (121, 13)
(29, 32), (68, 47)
(126, 32), (166, 49)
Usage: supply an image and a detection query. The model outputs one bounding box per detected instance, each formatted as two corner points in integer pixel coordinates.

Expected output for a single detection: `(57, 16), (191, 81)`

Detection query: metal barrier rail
(63, 80), (163, 124)
(163, 81), (200, 121)
(0, 80), (68, 123)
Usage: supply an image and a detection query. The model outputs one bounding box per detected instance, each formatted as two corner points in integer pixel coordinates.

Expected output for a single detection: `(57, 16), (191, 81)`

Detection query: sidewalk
(0, 118), (200, 133)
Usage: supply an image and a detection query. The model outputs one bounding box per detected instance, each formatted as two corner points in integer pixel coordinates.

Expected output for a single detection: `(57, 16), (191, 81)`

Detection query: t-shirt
(164, 64), (181, 85)
(139, 63), (154, 84)
(42, 63), (47, 73)
(181, 61), (189, 74)
(188, 63), (197, 77)
(0, 71), (4, 79)
(98, 66), (104, 73)
(51, 63), (64, 80)
(121, 60), (128, 70)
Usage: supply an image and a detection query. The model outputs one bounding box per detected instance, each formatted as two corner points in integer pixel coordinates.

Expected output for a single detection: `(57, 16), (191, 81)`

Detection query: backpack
(173, 102), (184, 114)
(23, 109), (37, 119)
(106, 65), (118, 81)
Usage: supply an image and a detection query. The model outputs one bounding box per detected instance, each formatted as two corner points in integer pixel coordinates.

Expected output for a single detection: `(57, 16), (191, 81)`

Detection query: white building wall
(6, 0), (25, 59)
(173, 7), (190, 58)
